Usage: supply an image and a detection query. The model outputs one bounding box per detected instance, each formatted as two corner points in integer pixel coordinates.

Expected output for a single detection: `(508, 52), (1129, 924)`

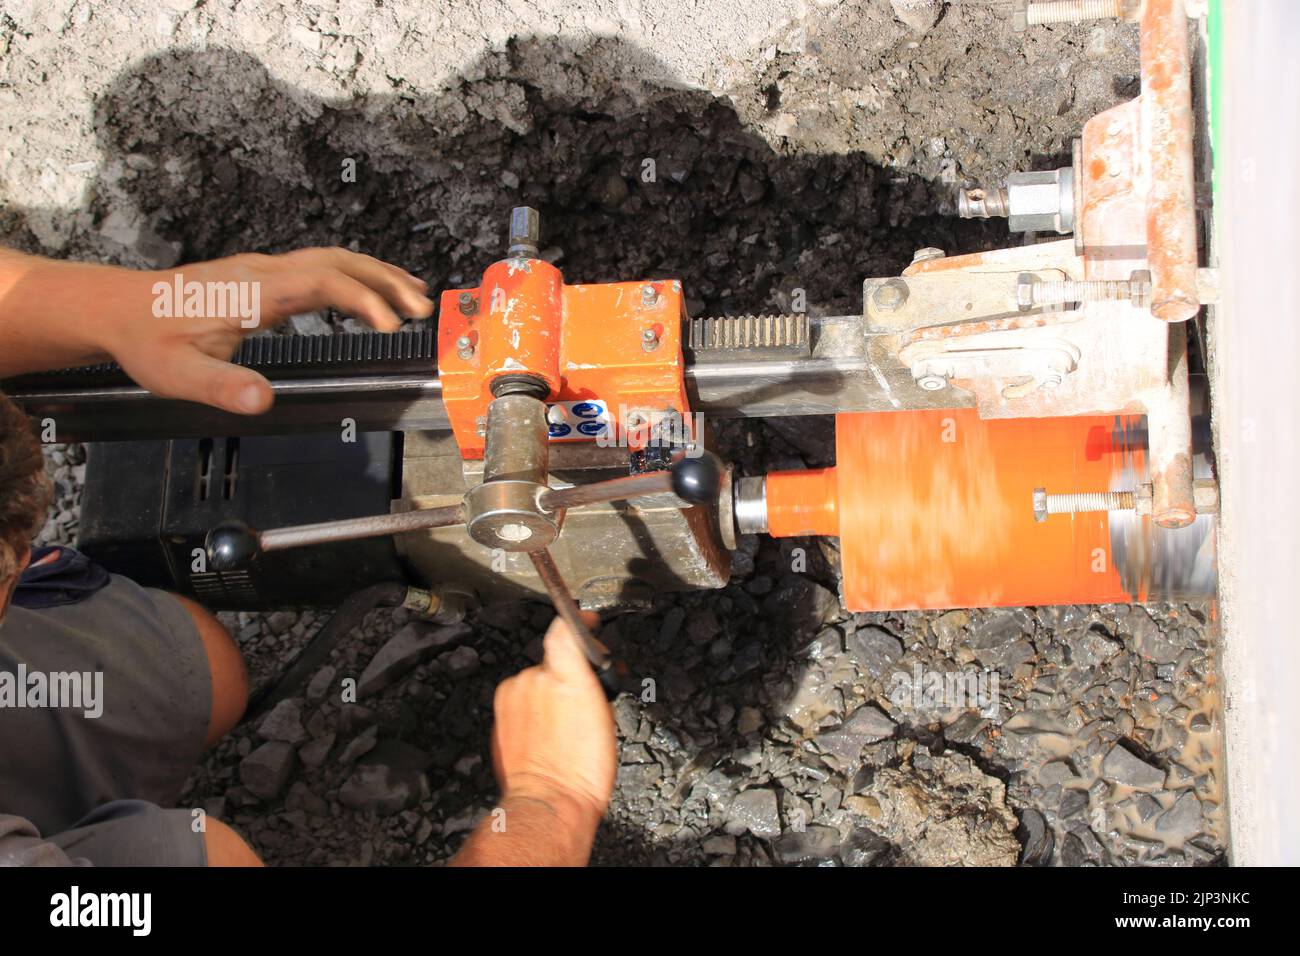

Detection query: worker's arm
(451, 613), (616, 867)
(0, 246), (431, 414)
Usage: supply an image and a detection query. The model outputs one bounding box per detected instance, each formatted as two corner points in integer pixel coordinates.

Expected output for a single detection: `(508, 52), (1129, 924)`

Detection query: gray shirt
(0, 814), (79, 866)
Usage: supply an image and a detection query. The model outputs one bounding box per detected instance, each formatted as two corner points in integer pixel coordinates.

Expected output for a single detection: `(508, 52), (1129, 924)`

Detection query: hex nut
(1193, 479), (1219, 515)
(1011, 0), (1029, 32)
(1006, 167), (1075, 234)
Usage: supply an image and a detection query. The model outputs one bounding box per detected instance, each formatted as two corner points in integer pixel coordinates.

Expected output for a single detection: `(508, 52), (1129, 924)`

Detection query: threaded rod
(1045, 490), (1135, 514)
(957, 186), (1010, 219)
(1028, 277), (1150, 308)
(1027, 0), (1125, 26)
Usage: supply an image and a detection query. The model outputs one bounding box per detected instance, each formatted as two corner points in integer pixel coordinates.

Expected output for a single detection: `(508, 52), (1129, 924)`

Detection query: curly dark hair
(0, 391), (52, 583)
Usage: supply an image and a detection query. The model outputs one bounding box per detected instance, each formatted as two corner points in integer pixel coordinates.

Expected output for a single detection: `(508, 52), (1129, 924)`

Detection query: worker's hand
(0, 246), (432, 415)
(110, 248), (432, 414)
(489, 612), (617, 838)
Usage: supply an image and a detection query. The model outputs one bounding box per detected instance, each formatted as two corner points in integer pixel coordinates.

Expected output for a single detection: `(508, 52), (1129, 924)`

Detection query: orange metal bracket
(438, 260), (690, 459)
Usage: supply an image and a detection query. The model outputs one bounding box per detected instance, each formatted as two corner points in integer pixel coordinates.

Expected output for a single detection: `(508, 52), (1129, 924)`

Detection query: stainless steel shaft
(539, 471), (673, 511)
(258, 504), (466, 552)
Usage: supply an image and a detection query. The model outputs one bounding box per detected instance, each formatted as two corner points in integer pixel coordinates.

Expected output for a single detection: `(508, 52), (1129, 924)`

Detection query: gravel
(1101, 743), (1166, 790)
(357, 622), (471, 697)
(239, 742), (296, 801)
(256, 699), (307, 745)
(725, 789), (782, 839)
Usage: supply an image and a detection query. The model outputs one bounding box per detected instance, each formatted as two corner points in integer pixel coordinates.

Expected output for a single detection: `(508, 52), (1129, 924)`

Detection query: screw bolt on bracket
(1017, 271), (1152, 311)
(1012, 0), (1129, 32)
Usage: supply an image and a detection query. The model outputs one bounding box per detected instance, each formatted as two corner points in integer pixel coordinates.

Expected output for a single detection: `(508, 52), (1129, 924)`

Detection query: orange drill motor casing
(764, 409), (1145, 611)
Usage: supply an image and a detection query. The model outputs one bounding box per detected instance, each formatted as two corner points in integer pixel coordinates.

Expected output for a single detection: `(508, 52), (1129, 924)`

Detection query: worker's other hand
(103, 247), (432, 415)
(490, 612), (617, 836)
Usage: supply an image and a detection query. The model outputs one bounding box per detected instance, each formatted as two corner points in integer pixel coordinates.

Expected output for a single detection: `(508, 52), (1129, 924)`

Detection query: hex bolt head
(641, 327), (659, 351)
(1032, 487), (1048, 522)
(641, 284), (659, 306)
(912, 247), (946, 263)
(1015, 272), (1038, 311)
(872, 279), (909, 312)
(458, 291), (478, 316)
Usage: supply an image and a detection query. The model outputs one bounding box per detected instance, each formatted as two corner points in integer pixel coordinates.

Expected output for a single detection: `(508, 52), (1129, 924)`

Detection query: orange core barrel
(764, 409), (1150, 612)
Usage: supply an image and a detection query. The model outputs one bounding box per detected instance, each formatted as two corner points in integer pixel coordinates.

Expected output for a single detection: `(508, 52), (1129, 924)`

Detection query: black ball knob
(206, 520), (261, 572)
(671, 453), (722, 504)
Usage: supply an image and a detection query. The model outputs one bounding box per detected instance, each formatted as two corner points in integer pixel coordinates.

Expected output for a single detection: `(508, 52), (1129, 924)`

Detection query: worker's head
(0, 392), (51, 619)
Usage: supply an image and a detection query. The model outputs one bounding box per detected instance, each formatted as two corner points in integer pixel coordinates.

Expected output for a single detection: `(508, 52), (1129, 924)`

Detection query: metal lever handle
(527, 548), (625, 699)
(538, 453), (720, 511)
(205, 454), (722, 572)
(205, 504), (467, 572)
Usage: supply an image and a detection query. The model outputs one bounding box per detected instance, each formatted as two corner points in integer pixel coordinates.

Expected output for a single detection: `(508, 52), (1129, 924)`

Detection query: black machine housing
(78, 431), (407, 609)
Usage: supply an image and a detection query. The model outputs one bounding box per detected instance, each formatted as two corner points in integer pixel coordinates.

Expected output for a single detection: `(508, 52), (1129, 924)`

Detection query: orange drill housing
(438, 258), (691, 459)
(765, 409), (1145, 611)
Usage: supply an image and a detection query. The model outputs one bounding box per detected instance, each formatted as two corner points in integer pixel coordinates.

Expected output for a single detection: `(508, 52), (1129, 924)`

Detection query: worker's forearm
(0, 248), (144, 377)
(449, 790), (601, 867)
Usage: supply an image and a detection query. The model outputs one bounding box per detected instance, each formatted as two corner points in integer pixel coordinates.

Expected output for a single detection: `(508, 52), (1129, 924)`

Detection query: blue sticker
(576, 421), (607, 436)
(571, 401), (603, 419)
(548, 422), (572, 438)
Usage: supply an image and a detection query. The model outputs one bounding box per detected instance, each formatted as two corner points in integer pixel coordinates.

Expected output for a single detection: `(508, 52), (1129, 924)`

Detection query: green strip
(1207, 0), (1224, 203)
